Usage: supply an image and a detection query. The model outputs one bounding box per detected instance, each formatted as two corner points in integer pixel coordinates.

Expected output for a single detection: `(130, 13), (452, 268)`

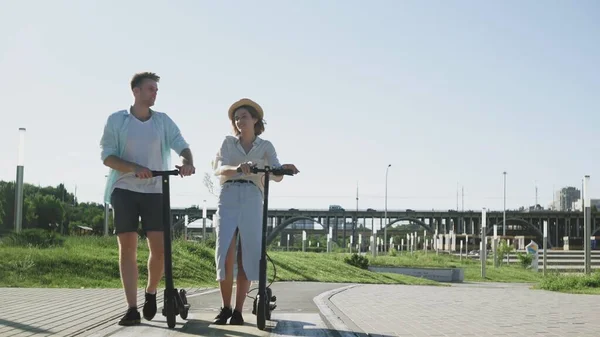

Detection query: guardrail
(460, 250), (600, 272)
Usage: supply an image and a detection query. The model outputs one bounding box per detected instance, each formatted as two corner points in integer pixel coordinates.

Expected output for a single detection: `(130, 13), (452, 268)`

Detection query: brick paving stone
(0, 287), (209, 337)
(329, 282), (600, 337)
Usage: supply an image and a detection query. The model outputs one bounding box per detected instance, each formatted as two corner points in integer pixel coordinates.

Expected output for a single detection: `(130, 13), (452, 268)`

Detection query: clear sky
(1, 0), (598, 212)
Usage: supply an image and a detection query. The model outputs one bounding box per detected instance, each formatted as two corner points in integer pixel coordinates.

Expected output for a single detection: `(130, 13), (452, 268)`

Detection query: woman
(212, 98), (299, 325)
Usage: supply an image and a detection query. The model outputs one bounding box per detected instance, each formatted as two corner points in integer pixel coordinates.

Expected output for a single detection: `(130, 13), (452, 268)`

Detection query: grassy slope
(0, 236), (439, 288)
(3, 236), (599, 294)
(370, 253), (542, 283)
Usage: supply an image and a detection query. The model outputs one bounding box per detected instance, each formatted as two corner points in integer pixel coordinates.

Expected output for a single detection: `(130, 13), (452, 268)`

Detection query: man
(99, 72), (195, 326)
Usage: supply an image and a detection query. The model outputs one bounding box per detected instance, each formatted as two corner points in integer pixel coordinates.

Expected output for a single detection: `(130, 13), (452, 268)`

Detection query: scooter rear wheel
(179, 289), (189, 320)
(256, 293), (266, 330)
(265, 287), (273, 320)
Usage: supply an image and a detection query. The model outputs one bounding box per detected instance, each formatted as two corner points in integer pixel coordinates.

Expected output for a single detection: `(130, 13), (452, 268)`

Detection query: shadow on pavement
(0, 318), (53, 335)
(270, 318), (394, 337)
(177, 316), (393, 337)
(181, 317), (262, 336)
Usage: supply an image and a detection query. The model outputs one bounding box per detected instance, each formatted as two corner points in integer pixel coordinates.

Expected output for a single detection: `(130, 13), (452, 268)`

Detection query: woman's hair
(231, 105), (266, 136)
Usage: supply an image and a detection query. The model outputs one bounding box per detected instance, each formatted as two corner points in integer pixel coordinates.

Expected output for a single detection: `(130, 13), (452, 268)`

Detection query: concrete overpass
(170, 208), (600, 249)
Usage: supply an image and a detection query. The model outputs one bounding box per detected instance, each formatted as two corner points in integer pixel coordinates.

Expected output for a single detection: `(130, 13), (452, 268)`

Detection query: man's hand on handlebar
(176, 164), (195, 177)
(134, 165), (153, 179)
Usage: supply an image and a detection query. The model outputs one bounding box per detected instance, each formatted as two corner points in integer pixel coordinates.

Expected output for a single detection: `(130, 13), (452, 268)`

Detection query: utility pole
(461, 186), (464, 212)
(583, 175), (591, 274)
(481, 208), (487, 278)
(62, 183), (65, 234)
(14, 128), (26, 233)
(384, 164), (391, 253)
(355, 182), (358, 251)
(456, 183), (459, 211)
(461, 186), (464, 233)
(503, 171), (507, 237)
(104, 175), (109, 236)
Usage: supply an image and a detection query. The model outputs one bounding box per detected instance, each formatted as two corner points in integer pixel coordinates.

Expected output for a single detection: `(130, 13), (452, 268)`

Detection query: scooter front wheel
(164, 297), (177, 328)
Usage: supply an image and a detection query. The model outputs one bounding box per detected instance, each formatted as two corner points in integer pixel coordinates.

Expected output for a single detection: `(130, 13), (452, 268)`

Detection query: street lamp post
(583, 175), (591, 274)
(202, 199), (207, 241)
(503, 171), (507, 237)
(14, 128), (26, 233)
(384, 164), (391, 253)
(104, 175), (109, 236)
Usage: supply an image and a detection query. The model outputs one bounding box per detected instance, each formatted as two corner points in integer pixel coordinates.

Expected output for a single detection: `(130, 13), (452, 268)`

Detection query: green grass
(370, 252), (542, 283)
(3, 235), (600, 295)
(535, 271), (600, 294)
(0, 236), (440, 288)
(370, 251), (600, 294)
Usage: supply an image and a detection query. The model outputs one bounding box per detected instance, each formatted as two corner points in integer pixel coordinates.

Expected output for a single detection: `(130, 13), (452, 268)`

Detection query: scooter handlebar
(236, 166), (295, 176)
(151, 169), (180, 177)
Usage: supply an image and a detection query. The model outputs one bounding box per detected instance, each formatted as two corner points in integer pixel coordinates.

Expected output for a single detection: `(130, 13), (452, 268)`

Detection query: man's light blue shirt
(100, 109), (189, 204)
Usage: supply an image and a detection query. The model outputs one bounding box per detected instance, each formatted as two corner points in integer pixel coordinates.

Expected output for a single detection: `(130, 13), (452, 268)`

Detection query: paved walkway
(1, 282), (599, 336)
(0, 282), (344, 337)
(0, 287), (210, 337)
(326, 282), (600, 337)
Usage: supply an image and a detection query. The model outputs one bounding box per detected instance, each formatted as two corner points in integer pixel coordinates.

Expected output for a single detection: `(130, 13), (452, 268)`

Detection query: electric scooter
(236, 165), (295, 331)
(151, 169), (191, 328)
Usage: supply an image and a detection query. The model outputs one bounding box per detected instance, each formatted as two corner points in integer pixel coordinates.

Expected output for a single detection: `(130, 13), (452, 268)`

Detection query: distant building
(518, 204), (544, 212)
(554, 187), (581, 211)
(571, 198), (600, 211)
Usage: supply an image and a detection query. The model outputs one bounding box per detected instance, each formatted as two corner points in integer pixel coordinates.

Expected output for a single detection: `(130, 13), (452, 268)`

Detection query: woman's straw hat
(228, 98), (264, 121)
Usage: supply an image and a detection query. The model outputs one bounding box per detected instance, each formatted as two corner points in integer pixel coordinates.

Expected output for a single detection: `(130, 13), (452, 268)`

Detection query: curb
(313, 284), (364, 337)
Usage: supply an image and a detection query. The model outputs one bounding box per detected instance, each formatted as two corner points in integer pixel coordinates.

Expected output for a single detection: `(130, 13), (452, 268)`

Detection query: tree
(0, 198), (4, 227)
(22, 196), (37, 228)
(0, 181), (15, 232)
(66, 202), (106, 234)
(28, 193), (65, 230)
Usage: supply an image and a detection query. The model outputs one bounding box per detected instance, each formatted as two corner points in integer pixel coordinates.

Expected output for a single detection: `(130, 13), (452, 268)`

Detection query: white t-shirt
(113, 115), (163, 194)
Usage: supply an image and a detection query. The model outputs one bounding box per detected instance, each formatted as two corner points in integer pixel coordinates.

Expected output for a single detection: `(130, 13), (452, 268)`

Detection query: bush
(203, 237), (216, 249)
(344, 253), (369, 269)
(2, 229), (65, 248)
(497, 239), (515, 265)
(516, 252), (533, 268)
(538, 271), (600, 291)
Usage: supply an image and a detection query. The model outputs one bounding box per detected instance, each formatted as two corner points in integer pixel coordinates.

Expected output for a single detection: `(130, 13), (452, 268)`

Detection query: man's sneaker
(143, 291), (157, 321)
(229, 310), (244, 325)
(213, 306), (232, 325)
(118, 307), (141, 326)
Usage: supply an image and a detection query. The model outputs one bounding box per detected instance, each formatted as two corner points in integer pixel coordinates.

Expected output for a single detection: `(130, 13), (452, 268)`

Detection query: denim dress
(212, 135), (282, 281)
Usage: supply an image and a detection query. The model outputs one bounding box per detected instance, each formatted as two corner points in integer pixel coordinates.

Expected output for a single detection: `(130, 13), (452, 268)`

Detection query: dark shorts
(110, 188), (163, 234)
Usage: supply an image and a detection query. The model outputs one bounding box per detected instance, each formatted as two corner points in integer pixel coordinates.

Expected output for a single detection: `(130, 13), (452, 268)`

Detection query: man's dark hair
(130, 72), (160, 90)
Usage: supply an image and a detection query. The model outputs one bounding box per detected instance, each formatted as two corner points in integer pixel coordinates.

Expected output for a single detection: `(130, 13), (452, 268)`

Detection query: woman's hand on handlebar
(238, 161), (255, 175)
(281, 164), (300, 174)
